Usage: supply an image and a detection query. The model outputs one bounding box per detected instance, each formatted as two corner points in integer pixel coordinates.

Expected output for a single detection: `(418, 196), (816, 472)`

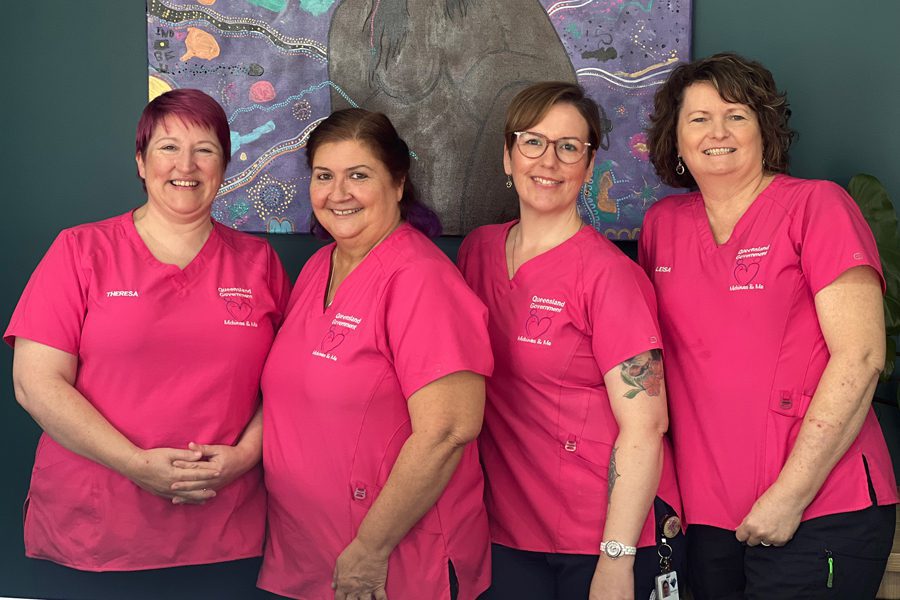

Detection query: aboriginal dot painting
(147, 0), (691, 237)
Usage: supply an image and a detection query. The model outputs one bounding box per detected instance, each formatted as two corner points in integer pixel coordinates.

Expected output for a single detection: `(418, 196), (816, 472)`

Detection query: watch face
(606, 541), (623, 558)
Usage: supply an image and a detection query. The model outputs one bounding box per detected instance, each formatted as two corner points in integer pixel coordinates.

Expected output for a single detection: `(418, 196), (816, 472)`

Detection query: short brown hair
(504, 82), (610, 160)
(647, 52), (796, 188)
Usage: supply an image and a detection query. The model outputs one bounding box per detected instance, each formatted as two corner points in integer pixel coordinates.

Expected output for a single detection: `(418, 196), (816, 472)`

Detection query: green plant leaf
(624, 388), (642, 399)
(848, 174), (900, 335)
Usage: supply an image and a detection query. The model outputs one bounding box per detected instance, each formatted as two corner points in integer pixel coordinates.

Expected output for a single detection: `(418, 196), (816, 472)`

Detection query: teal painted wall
(1, 1), (897, 597)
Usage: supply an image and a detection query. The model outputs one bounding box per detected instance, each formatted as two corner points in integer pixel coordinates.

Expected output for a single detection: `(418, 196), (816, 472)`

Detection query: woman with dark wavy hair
(258, 108), (493, 600)
(641, 52), (897, 598)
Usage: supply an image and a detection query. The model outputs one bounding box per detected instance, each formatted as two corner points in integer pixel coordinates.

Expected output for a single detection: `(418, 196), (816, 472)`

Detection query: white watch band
(600, 540), (637, 559)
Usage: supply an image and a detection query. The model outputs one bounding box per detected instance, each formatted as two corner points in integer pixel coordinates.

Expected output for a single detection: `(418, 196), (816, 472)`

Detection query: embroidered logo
(730, 245), (768, 292)
(312, 313), (362, 361)
(219, 286), (257, 327)
(106, 290), (139, 297)
(517, 295), (564, 347)
(655, 266), (672, 273)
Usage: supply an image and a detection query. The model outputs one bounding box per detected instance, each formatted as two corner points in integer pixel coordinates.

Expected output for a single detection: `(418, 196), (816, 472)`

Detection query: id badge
(654, 571), (680, 599)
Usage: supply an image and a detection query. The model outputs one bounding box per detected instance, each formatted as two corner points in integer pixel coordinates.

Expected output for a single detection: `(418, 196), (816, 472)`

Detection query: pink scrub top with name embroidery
(4, 211), (291, 571)
(638, 175), (898, 530)
(258, 224), (494, 600)
(458, 222), (681, 554)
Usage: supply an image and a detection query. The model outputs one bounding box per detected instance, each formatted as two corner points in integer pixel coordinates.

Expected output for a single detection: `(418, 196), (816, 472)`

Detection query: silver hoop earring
(506, 175), (513, 189)
(675, 156), (686, 176)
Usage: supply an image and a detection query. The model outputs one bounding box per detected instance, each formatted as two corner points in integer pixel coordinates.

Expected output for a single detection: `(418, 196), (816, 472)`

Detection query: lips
(331, 207), (362, 216)
(703, 148), (735, 156)
(531, 176), (561, 186)
(170, 180), (199, 187)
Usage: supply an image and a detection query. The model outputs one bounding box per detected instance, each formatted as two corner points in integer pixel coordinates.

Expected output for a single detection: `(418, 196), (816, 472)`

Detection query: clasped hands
(123, 442), (254, 505)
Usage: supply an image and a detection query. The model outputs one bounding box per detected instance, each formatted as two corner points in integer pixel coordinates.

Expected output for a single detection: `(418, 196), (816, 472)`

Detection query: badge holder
(654, 515), (680, 599)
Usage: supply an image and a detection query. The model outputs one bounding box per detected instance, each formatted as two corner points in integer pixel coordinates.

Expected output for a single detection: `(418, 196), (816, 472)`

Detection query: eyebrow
(312, 164), (373, 171)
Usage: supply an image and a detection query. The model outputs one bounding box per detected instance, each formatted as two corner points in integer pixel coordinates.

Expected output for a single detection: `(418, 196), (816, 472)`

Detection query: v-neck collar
(122, 210), (220, 287)
(499, 220), (590, 289)
(692, 174), (783, 253)
(320, 222), (411, 315)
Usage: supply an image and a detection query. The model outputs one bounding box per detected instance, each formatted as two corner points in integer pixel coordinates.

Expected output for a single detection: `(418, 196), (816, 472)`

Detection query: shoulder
(574, 229), (652, 287)
(460, 222), (508, 256)
(51, 212), (133, 259)
(644, 191), (695, 221)
(215, 221), (277, 262)
(769, 175), (854, 213)
(379, 225), (459, 276)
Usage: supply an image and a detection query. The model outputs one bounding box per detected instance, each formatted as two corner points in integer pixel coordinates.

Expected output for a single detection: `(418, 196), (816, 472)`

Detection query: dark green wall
(1, 1), (898, 597)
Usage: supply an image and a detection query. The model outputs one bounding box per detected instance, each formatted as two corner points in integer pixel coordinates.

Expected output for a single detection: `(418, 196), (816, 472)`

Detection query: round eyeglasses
(512, 131), (592, 164)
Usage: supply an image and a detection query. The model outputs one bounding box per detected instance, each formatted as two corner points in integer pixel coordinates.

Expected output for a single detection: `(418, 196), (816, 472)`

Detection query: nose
(175, 150), (195, 172)
(330, 176), (352, 200)
(538, 143), (562, 167)
(710, 116), (729, 139)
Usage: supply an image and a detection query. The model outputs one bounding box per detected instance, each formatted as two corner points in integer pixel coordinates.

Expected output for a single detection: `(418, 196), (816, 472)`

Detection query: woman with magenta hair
(6, 89), (289, 592)
(258, 108), (493, 600)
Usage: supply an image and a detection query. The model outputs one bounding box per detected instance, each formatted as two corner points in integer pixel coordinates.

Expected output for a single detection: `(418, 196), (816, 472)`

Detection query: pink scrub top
(458, 222), (681, 554)
(258, 223), (494, 600)
(4, 211), (291, 571)
(638, 175), (898, 531)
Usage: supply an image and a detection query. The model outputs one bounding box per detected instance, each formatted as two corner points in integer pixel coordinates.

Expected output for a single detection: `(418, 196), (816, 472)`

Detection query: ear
(503, 146), (512, 176)
(583, 153), (596, 185)
(395, 176), (405, 203)
(135, 152), (146, 179)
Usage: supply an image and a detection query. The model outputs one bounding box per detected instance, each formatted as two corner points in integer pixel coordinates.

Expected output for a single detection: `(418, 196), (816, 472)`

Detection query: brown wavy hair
(647, 52), (796, 188)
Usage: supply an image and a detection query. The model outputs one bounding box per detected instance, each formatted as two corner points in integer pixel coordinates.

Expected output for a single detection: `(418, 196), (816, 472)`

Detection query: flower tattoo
(620, 349), (664, 398)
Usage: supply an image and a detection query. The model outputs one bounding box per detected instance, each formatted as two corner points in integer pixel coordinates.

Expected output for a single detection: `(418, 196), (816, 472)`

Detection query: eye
(689, 117), (707, 123)
(160, 144), (177, 151)
(349, 172), (369, 180)
(197, 147), (216, 154)
(728, 114), (747, 121)
(315, 172), (333, 181)
(559, 140), (580, 153)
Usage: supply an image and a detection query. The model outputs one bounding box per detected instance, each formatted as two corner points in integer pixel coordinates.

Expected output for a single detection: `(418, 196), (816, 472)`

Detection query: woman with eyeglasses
(458, 82), (684, 600)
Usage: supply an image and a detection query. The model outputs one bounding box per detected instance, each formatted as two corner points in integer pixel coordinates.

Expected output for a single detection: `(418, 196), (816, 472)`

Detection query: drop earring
(506, 175), (513, 189)
(675, 156), (686, 176)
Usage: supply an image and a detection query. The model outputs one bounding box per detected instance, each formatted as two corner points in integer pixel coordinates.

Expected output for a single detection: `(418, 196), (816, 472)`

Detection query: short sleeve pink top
(638, 175), (898, 530)
(4, 211), (291, 571)
(258, 224), (494, 600)
(458, 222), (682, 554)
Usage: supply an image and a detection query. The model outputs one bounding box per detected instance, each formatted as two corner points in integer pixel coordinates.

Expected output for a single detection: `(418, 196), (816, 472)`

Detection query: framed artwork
(147, 0), (691, 237)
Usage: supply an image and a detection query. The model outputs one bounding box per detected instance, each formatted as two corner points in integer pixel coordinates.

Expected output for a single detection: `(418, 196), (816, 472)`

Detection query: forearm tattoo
(620, 349), (663, 399)
(608, 446), (620, 502)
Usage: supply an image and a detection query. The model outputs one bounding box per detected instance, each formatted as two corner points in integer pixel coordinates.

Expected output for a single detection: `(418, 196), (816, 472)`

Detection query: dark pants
(479, 498), (685, 599)
(687, 503), (895, 600)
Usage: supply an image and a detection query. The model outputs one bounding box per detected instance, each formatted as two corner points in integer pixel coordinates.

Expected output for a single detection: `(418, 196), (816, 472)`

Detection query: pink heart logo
(525, 311), (552, 338)
(226, 300), (253, 321)
(733, 262), (760, 285)
(321, 328), (345, 353)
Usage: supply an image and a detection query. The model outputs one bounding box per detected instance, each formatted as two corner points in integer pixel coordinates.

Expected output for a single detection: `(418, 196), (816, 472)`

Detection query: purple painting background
(147, 0), (691, 238)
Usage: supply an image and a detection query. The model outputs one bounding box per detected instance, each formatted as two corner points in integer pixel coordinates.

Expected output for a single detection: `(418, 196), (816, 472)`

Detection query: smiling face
(676, 81), (765, 185)
(309, 139), (403, 250)
(135, 116), (224, 222)
(504, 102), (594, 217)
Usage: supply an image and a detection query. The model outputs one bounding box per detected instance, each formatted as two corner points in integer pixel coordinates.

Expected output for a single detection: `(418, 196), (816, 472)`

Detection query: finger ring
(760, 541), (771, 547)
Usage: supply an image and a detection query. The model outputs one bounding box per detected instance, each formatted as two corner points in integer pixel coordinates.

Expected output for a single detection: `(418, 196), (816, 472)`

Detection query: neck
(333, 218), (402, 269)
(698, 171), (774, 215)
(132, 203), (213, 268)
(516, 205), (583, 253)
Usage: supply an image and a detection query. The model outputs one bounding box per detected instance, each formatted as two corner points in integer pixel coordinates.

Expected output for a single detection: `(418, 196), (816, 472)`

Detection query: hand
(735, 483), (805, 547)
(169, 442), (258, 502)
(332, 537), (390, 600)
(590, 556), (634, 600)
(122, 447), (219, 505)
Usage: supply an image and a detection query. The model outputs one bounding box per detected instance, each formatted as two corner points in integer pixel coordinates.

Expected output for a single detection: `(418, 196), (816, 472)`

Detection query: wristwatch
(600, 540), (637, 559)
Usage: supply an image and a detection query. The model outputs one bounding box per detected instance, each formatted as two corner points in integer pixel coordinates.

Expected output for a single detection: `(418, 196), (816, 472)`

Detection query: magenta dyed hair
(135, 88), (231, 167)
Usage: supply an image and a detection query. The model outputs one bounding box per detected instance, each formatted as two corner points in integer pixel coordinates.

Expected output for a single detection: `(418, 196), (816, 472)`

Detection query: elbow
(12, 375), (34, 413)
(445, 416), (483, 448)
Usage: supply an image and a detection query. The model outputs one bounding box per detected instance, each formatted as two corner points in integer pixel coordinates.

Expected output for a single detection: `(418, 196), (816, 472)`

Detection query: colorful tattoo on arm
(608, 446), (620, 502)
(620, 349), (664, 399)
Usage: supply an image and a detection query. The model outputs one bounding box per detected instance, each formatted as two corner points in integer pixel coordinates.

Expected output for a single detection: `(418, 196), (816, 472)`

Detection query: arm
(590, 349), (668, 600)
(12, 338), (219, 504)
(736, 266), (885, 546)
(332, 370), (485, 600)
